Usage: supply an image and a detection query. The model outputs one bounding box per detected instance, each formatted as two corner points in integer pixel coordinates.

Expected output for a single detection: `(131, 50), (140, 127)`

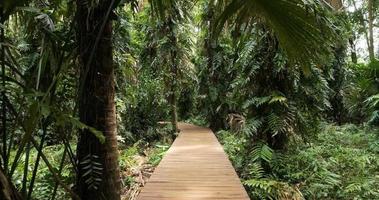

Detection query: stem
(4, 96), (80, 200)
(50, 147), (67, 200)
(352, 0), (370, 60)
(30, 138), (80, 200)
(26, 120), (48, 200)
(36, 35), (45, 90)
(368, 0), (375, 60)
(1, 7), (7, 172)
(22, 142), (31, 198)
(63, 134), (77, 172)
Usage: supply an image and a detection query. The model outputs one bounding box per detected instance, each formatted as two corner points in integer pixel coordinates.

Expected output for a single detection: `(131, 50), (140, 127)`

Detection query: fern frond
(80, 154), (103, 190)
(251, 142), (274, 163)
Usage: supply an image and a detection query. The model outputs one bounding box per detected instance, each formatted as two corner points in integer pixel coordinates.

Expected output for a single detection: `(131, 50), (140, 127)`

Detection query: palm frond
(213, 0), (336, 73)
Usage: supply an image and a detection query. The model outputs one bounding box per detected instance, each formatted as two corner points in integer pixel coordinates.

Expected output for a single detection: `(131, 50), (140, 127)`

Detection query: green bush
(278, 124), (379, 199)
(219, 124), (379, 200)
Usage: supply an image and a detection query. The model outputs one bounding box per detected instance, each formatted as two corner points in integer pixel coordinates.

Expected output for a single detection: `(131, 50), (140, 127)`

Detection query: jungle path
(137, 123), (249, 200)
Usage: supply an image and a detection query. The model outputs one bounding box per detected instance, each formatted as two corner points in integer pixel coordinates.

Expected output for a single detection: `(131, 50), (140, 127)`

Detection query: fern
(247, 163), (265, 178)
(251, 142), (274, 163)
(242, 96), (271, 109)
(244, 178), (304, 200)
(269, 94), (287, 106)
(80, 154), (103, 190)
(267, 113), (287, 137)
(242, 118), (262, 136)
(244, 179), (277, 200)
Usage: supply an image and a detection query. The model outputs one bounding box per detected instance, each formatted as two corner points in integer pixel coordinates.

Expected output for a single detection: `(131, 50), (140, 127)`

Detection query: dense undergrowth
(2, 0), (379, 199)
(11, 122), (379, 200)
(11, 145), (74, 200)
(10, 134), (171, 200)
(219, 124), (379, 200)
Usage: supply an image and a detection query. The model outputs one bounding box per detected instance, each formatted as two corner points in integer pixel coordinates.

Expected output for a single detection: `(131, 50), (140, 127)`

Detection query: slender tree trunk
(368, 0), (375, 60)
(165, 20), (179, 134)
(204, 2), (225, 131)
(352, 0), (371, 60)
(349, 37), (358, 64)
(21, 143), (30, 198)
(169, 58), (178, 133)
(169, 85), (178, 133)
(1, 7), (7, 172)
(76, 1), (121, 200)
(326, 0), (347, 125)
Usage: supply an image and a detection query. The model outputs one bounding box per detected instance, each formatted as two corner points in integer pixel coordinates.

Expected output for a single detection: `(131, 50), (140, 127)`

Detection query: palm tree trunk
(76, 1), (121, 200)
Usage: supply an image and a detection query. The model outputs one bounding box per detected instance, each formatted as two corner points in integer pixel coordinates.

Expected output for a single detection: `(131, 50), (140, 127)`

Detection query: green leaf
(213, 0), (335, 73)
(67, 116), (106, 144)
(87, 127), (106, 144)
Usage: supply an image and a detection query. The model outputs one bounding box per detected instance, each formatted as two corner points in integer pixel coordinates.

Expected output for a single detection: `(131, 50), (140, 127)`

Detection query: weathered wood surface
(137, 123), (249, 200)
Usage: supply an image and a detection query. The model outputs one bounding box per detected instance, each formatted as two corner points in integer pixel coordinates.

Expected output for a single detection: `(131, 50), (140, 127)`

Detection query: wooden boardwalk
(137, 123), (249, 200)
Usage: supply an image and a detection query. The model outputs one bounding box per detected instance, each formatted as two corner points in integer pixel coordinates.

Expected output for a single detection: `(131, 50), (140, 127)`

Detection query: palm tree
(75, 1), (121, 199)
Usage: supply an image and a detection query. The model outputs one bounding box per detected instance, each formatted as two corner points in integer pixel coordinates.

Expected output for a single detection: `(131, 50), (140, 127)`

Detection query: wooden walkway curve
(137, 123), (249, 200)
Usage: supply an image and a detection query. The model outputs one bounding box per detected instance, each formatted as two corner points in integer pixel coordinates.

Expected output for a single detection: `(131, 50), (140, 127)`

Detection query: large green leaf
(213, 0), (336, 73)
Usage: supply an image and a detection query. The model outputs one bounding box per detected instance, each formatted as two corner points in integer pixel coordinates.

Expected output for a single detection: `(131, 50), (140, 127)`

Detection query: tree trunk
(352, 0), (371, 61)
(326, 0), (347, 124)
(204, 2), (226, 131)
(328, 46), (346, 125)
(166, 20), (179, 134)
(368, 0), (375, 60)
(169, 86), (178, 133)
(349, 37), (358, 64)
(169, 58), (178, 134)
(76, 1), (121, 200)
(1, 7), (8, 172)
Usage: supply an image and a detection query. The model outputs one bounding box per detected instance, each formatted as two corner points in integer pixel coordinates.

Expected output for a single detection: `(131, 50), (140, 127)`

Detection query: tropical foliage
(0, 0), (378, 199)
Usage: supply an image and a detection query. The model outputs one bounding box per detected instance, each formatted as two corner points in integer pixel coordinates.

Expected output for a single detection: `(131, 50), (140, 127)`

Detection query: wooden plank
(137, 123), (250, 200)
